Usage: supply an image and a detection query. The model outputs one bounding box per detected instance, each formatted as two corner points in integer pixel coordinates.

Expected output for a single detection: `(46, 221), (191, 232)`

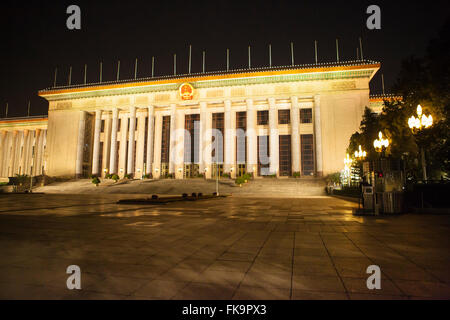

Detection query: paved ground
(0, 193), (449, 300)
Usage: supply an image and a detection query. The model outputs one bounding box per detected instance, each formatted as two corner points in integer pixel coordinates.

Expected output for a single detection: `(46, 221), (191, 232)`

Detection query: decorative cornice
(0, 116), (48, 129)
(39, 60), (380, 101)
(369, 93), (403, 102)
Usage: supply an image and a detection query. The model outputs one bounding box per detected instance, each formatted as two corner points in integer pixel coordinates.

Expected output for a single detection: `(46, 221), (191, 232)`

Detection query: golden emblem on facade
(179, 83), (194, 100)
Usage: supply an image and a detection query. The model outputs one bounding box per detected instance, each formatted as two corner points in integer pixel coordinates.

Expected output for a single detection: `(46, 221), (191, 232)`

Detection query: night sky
(1, 0), (448, 118)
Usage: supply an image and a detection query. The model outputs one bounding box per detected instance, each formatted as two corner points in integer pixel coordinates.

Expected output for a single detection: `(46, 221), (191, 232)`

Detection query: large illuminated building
(1, 60), (385, 180)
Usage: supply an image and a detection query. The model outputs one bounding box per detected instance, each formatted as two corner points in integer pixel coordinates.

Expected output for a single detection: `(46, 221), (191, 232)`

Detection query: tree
(348, 19), (449, 179)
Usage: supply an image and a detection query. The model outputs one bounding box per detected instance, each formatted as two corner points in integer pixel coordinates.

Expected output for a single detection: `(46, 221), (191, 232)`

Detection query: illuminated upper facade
(1, 60), (381, 179)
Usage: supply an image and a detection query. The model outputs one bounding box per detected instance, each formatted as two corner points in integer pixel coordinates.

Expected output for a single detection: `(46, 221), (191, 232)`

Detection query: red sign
(179, 83), (194, 100)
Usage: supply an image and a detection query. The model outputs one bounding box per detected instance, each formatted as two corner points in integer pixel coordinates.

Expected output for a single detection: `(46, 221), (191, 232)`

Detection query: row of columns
(0, 129), (47, 177)
(76, 106), (156, 178)
(77, 95), (323, 179)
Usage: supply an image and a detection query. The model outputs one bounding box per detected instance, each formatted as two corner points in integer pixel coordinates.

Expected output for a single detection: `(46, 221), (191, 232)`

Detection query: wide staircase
(32, 177), (327, 197)
(236, 177), (327, 196)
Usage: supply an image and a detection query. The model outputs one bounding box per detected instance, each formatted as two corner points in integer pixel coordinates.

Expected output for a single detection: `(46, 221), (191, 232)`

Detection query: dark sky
(0, 0), (448, 118)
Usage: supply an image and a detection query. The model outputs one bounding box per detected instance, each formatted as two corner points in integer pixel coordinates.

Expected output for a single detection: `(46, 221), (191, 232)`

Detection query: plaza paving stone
(0, 193), (449, 300)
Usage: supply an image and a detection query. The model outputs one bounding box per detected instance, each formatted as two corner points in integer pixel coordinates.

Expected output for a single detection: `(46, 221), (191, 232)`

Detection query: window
(257, 136), (270, 175)
(257, 110), (269, 125)
(184, 114), (200, 164)
(212, 113), (224, 163)
(279, 135), (291, 176)
(236, 112), (247, 164)
(101, 120), (105, 132)
(300, 108), (312, 123)
(161, 116), (171, 163)
(278, 110), (290, 124)
(301, 134), (314, 175)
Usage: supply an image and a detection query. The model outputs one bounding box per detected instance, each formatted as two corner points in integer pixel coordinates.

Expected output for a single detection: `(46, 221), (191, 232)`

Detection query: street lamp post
(354, 145), (367, 160)
(408, 104), (433, 181)
(373, 131), (389, 156)
(354, 144), (367, 183)
(343, 153), (352, 186)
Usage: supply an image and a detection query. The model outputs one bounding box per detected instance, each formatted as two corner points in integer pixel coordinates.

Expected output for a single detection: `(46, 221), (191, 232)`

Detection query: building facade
(0, 117), (48, 178)
(0, 60), (382, 179)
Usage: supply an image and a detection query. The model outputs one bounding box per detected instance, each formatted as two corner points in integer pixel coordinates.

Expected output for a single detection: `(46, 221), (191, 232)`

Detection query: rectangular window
(279, 135), (291, 176)
(300, 108), (313, 124)
(301, 134), (314, 175)
(236, 111), (247, 165)
(257, 110), (269, 125)
(184, 114), (200, 164)
(257, 135), (270, 175)
(98, 142), (104, 175)
(212, 113), (224, 163)
(101, 119), (105, 132)
(278, 110), (290, 124)
(161, 116), (171, 163)
(143, 117), (148, 165)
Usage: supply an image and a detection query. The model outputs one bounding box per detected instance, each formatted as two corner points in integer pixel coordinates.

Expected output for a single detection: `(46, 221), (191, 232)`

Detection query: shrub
(15, 174), (29, 185)
(91, 177), (100, 186)
(325, 172), (341, 184)
(191, 192), (197, 197)
(124, 173), (133, 179)
(111, 174), (119, 182)
(198, 192), (203, 197)
(142, 174), (151, 179)
(222, 173), (230, 178)
(293, 172), (301, 178)
(196, 173), (204, 178)
(166, 173), (174, 179)
(235, 176), (246, 185)
(104, 173), (112, 179)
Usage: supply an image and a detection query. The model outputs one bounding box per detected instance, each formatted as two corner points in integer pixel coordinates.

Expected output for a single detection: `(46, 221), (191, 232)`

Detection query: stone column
(199, 102), (206, 174)
(102, 113), (112, 177)
(200, 102), (212, 179)
(146, 106), (155, 175)
(26, 130), (33, 176)
(34, 129), (41, 176)
(224, 100), (235, 176)
(174, 109), (185, 179)
(91, 110), (102, 175)
(169, 104), (176, 174)
(109, 108), (119, 174)
(19, 130), (28, 175)
(118, 111), (129, 177)
(9, 131), (18, 176)
(127, 106), (136, 176)
(314, 95), (323, 176)
(268, 98), (279, 176)
(0, 131), (6, 177)
(246, 99), (257, 175)
(290, 96), (300, 174)
(42, 130), (47, 175)
(152, 113), (162, 179)
(26, 130), (36, 176)
(135, 110), (146, 178)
